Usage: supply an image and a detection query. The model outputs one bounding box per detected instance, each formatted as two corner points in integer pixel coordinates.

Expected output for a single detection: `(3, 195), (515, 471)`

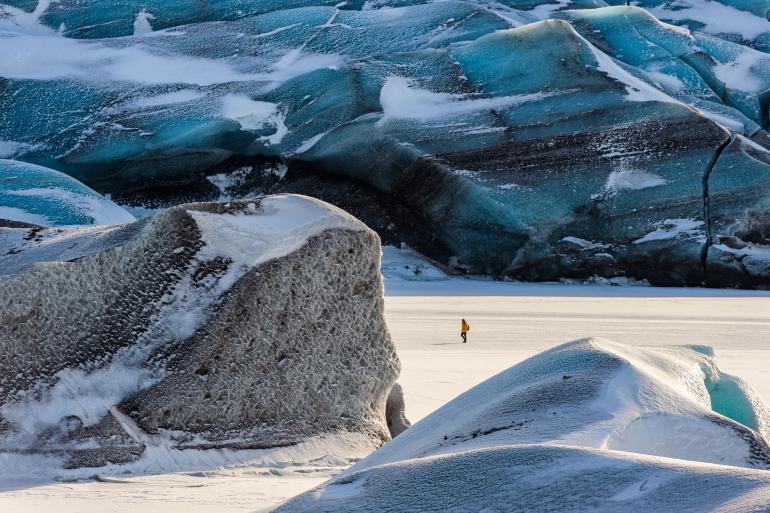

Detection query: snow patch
(1, 352), (161, 446)
(696, 108), (748, 133)
(0, 140), (33, 158)
(264, 49), (344, 86)
(604, 169), (669, 193)
(221, 94), (288, 145)
(634, 219), (704, 244)
(712, 243), (770, 261)
(381, 245), (448, 282)
(133, 9), (155, 36)
(206, 167), (253, 196)
(560, 236), (608, 251)
(253, 24), (300, 39)
(129, 90), (206, 109)
(712, 49), (768, 92)
(0, 34), (253, 85)
(294, 131), (330, 154)
(737, 135), (770, 154)
(646, 70), (685, 91)
(189, 195), (364, 271)
(527, 0), (571, 20)
(0, 205), (50, 226)
(650, 0), (770, 40)
(378, 76), (551, 122)
(586, 38), (676, 104)
(0, 0), (57, 35)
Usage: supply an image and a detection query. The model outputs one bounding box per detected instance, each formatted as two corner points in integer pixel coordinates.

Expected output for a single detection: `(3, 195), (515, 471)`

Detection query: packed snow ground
(1, 266), (769, 511)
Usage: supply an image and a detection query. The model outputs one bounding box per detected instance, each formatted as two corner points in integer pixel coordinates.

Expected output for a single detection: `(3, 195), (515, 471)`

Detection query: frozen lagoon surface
(2, 272), (770, 512)
(385, 278), (770, 423)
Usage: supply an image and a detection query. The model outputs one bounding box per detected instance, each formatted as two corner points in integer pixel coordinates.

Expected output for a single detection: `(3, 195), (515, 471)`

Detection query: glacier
(0, 194), (400, 471)
(1, 0), (770, 286)
(276, 338), (770, 512)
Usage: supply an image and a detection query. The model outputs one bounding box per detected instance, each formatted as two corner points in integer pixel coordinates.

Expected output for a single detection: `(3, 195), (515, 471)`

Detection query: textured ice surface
(0, 159), (134, 226)
(277, 338), (770, 512)
(619, 0), (770, 49)
(2, 1), (770, 286)
(0, 194), (400, 471)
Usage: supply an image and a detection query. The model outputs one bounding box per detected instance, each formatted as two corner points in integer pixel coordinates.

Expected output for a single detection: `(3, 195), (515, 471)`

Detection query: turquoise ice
(0, 159), (135, 226)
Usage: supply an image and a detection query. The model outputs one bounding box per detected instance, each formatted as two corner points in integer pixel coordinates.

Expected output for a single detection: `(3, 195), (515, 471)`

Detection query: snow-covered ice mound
(0, 194), (399, 472)
(277, 338), (770, 512)
(0, 159), (134, 227)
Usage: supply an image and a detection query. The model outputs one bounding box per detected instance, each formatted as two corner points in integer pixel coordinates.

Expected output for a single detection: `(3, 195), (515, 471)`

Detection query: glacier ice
(276, 339), (770, 512)
(1, 0), (770, 286)
(0, 194), (400, 470)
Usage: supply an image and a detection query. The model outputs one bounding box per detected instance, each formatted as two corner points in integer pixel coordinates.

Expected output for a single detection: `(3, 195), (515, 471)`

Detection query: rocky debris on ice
(0, 194), (400, 469)
(277, 338), (770, 512)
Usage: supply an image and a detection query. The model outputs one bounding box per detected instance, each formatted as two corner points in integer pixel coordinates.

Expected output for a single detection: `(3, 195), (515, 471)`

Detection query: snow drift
(0, 194), (400, 471)
(277, 338), (770, 512)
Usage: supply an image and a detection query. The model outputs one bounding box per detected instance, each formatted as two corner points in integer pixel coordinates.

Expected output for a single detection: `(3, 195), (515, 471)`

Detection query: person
(461, 319), (469, 343)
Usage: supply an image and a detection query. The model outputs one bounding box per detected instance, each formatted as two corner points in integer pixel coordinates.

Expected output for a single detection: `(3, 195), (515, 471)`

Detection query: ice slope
(276, 338), (770, 512)
(0, 194), (399, 471)
(0, 159), (134, 226)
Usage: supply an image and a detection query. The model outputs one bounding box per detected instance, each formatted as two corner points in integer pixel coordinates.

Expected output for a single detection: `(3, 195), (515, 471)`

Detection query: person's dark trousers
(462, 332), (467, 343)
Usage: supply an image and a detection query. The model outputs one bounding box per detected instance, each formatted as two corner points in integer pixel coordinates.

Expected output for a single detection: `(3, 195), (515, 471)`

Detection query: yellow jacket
(461, 320), (470, 333)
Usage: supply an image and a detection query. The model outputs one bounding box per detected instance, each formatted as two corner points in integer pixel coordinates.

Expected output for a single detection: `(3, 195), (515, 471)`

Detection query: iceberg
(0, 194), (400, 471)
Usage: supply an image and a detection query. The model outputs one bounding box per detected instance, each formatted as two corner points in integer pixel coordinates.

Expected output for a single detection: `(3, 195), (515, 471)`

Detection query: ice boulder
(277, 339), (770, 512)
(0, 159), (134, 227)
(0, 194), (399, 470)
